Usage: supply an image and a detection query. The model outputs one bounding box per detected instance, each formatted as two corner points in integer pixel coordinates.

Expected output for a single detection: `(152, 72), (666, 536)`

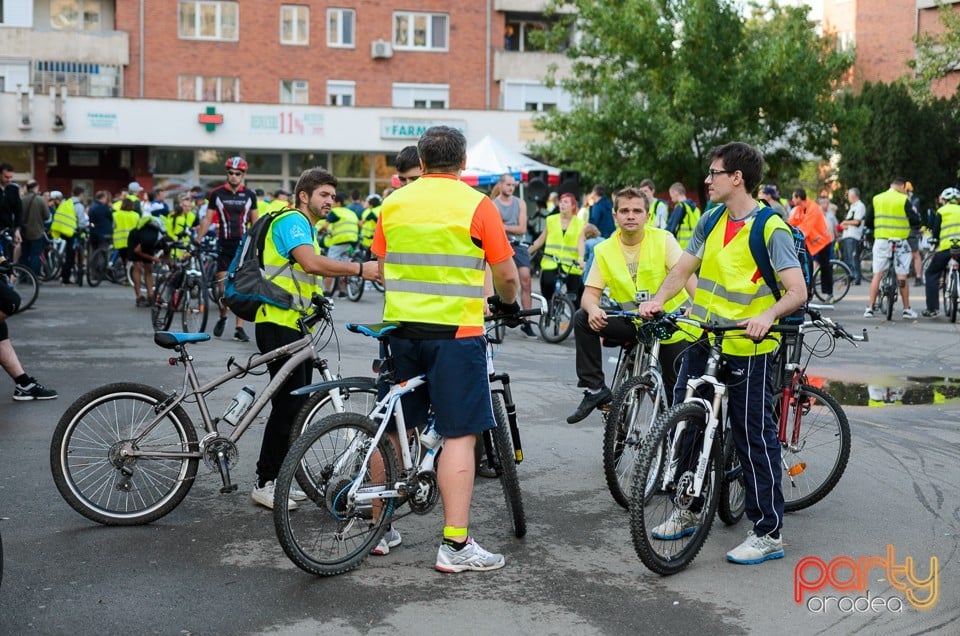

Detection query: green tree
(908, 1), (960, 102)
(532, 0), (852, 200)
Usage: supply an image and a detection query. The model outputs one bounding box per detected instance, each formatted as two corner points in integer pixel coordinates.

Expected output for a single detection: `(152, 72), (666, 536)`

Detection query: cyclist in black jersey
(197, 156), (259, 342)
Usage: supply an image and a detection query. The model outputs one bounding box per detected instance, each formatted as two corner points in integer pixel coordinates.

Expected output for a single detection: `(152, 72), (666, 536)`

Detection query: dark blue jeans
(18, 238), (43, 275)
(674, 343), (784, 537)
(840, 237), (861, 284)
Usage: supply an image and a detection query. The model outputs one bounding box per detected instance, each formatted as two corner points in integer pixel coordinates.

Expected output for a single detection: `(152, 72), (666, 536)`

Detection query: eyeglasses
(227, 170), (244, 176)
(706, 169), (735, 179)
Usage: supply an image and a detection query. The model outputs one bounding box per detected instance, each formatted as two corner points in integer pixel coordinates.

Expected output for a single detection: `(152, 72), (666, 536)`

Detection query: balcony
(494, 50), (573, 82)
(0, 28), (129, 66)
(494, 0), (550, 11)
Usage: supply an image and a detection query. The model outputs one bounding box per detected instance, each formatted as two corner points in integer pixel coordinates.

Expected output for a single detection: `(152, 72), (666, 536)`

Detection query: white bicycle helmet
(49, 190), (63, 200)
(940, 187), (960, 202)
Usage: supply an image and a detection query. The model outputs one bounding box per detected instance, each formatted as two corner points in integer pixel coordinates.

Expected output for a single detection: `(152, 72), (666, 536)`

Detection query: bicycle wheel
(181, 275), (209, 333)
(39, 245), (61, 282)
(881, 270), (896, 320)
(775, 385), (850, 512)
(946, 272), (959, 324)
(50, 382), (198, 525)
(813, 260), (851, 303)
(106, 253), (127, 285)
(487, 392), (525, 538)
(9, 265), (39, 312)
(538, 294), (575, 343)
(87, 248), (107, 287)
(151, 274), (175, 331)
(630, 402), (720, 575)
(273, 412), (397, 576)
(603, 375), (661, 509)
(717, 428), (745, 525)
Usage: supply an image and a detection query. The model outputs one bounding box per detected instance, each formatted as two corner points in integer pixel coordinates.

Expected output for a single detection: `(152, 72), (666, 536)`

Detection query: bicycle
(0, 229), (40, 312)
(71, 228), (90, 287)
(601, 311), (677, 508)
(38, 233), (64, 282)
(874, 238), (906, 321)
(629, 313), (864, 575)
(271, 306), (537, 576)
(538, 254), (579, 343)
(811, 258), (853, 303)
(87, 244), (129, 287)
(939, 238), (960, 323)
(151, 241), (209, 333)
(49, 294), (377, 526)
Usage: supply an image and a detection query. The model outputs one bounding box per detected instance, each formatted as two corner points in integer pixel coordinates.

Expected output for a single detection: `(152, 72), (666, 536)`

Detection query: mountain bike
(151, 242), (208, 333)
(87, 244), (129, 287)
(272, 306), (537, 576)
(874, 238), (905, 321)
(50, 295), (375, 526)
(811, 258), (853, 303)
(538, 254), (579, 343)
(39, 233), (65, 282)
(940, 238), (960, 323)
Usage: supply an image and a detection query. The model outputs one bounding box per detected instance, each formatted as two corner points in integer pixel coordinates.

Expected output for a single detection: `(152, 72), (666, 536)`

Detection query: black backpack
(222, 209), (296, 322)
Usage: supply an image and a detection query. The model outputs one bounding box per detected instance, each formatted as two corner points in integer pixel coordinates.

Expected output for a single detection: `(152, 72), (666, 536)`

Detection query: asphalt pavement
(0, 280), (958, 635)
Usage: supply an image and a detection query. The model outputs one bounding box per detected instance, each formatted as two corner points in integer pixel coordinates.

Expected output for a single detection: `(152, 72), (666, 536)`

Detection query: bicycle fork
(490, 371), (523, 463)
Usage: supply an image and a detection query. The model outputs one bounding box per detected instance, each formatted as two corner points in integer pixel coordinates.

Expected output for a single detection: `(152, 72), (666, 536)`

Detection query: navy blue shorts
(387, 335), (495, 438)
(510, 241), (532, 269)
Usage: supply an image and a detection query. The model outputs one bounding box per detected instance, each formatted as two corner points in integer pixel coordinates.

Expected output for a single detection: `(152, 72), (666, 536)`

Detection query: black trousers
(254, 322), (313, 483)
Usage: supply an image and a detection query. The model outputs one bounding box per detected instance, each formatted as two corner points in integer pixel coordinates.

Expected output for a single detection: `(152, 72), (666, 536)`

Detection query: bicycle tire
(603, 375), (662, 509)
(539, 294), (575, 343)
(39, 245), (61, 282)
(273, 412), (397, 576)
(813, 260), (852, 303)
(345, 274), (364, 302)
(630, 402), (720, 575)
(490, 392), (526, 538)
(181, 275), (209, 333)
(151, 274), (176, 331)
(775, 385), (850, 512)
(10, 265), (39, 312)
(946, 272), (959, 324)
(882, 270), (896, 320)
(106, 252), (127, 285)
(87, 248), (107, 287)
(373, 280), (385, 293)
(50, 382), (198, 525)
(717, 429), (745, 525)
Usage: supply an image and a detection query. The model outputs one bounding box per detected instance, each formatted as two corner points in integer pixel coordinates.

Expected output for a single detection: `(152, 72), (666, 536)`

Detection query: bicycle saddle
(154, 332), (212, 349)
(346, 322), (400, 338)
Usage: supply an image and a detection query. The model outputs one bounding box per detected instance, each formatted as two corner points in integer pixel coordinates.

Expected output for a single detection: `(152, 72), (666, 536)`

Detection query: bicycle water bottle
(222, 385), (256, 427)
(419, 421), (441, 450)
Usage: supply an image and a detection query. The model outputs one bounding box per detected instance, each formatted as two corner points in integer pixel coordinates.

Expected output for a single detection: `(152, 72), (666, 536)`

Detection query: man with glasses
(639, 142), (806, 566)
(197, 156), (259, 342)
(493, 174), (536, 336)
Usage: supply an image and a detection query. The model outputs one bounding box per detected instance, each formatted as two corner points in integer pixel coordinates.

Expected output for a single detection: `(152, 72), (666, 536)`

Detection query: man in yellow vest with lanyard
(567, 186), (698, 423)
(371, 125), (519, 572)
(865, 177), (921, 318)
(922, 187), (960, 317)
(639, 142), (807, 566)
(50, 191), (78, 285)
(250, 168), (378, 511)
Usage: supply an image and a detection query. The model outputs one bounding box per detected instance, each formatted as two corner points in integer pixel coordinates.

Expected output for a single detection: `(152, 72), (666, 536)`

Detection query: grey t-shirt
(685, 205), (801, 273)
(493, 196), (523, 241)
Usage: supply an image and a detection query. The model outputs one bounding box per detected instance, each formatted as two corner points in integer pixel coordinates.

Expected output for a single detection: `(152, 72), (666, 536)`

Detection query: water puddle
(813, 376), (960, 407)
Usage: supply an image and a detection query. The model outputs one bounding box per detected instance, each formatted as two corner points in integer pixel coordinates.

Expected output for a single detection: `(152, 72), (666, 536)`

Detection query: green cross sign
(198, 106), (224, 132)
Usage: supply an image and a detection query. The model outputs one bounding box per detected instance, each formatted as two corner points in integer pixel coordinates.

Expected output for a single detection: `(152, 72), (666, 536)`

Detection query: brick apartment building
(822, 0), (960, 96)
(0, 0), (574, 197)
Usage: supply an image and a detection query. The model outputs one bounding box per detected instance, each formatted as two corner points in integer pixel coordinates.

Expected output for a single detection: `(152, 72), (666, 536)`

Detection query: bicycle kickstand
(215, 448), (238, 494)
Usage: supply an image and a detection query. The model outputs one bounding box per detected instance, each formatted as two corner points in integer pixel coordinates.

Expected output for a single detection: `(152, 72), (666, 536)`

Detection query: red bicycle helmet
(225, 156), (248, 172)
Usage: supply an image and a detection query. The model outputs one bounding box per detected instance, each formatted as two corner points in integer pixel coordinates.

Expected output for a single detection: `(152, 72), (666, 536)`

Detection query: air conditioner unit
(371, 39), (393, 59)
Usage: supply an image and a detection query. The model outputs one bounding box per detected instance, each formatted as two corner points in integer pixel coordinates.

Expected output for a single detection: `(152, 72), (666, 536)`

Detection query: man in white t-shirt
(840, 187), (866, 285)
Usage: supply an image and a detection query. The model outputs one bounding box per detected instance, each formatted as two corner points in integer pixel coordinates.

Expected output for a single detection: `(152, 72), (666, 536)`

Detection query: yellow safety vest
(51, 199), (77, 239)
(266, 199), (288, 214)
(692, 211), (785, 356)
(165, 211), (196, 257)
(360, 206), (380, 249)
(542, 214), (584, 275)
(257, 209), (322, 330)
(676, 201), (701, 249)
(112, 210), (140, 249)
(381, 177), (487, 327)
(594, 228), (693, 344)
(326, 207), (359, 246)
(646, 199), (667, 229)
(872, 189), (910, 240)
(936, 203), (960, 252)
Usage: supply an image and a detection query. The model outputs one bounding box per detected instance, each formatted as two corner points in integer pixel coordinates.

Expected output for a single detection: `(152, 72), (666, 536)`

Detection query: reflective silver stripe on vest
(385, 252), (485, 270)
(695, 275), (775, 305)
(387, 280), (486, 298)
(690, 304), (739, 327)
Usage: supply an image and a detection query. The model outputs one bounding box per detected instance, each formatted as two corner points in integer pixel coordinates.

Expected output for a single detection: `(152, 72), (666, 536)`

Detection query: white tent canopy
(460, 135), (560, 187)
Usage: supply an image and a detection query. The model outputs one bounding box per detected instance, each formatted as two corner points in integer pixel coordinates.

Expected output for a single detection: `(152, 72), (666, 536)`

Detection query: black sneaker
(566, 387), (612, 424)
(233, 327), (250, 342)
(213, 317), (227, 337)
(921, 309), (940, 318)
(520, 321), (536, 337)
(13, 378), (58, 401)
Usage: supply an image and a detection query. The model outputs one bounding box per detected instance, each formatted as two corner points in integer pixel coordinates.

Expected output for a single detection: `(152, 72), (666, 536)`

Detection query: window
(280, 5), (309, 45)
(280, 79), (309, 104)
(392, 83), (448, 109)
(393, 12), (448, 51)
(34, 61), (122, 97)
(501, 80), (571, 112)
(327, 80), (355, 106)
(504, 14), (550, 52)
(51, 0), (102, 31)
(327, 8), (355, 47)
(178, 1), (239, 41)
(179, 75), (240, 102)
(525, 102), (556, 112)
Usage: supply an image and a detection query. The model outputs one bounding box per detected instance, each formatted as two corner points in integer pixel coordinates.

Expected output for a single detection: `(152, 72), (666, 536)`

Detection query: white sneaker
(251, 480), (297, 511)
(726, 530), (784, 564)
(289, 485), (308, 502)
(863, 307), (874, 317)
(435, 538), (505, 573)
(650, 508), (698, 540)
(902, 308), (918, 319)
(371, 527), (402, 556)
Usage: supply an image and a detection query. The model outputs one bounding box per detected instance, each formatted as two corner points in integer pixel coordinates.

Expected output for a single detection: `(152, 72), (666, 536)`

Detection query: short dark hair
(639, 179), (656, 191)
(294, 168), (338, 206)
(417, 126), (466, 173)
(0, 163), (13, 172)
(350, 189), (360, 200)
(592, 184), (606, 197)
(72, 185), (85, 196)
(792, 188), (807, 201)
(614, 186), (649, 211)
(891, 177), (906, 186)
(707, 142), (764, 194)
(395, 145), (421, 173)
